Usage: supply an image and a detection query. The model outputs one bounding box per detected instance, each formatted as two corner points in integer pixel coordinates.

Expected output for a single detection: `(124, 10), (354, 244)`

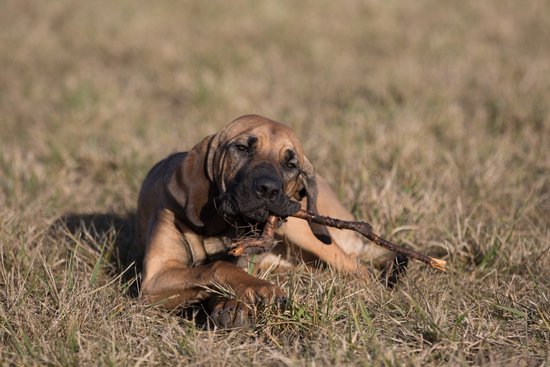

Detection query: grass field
(1, 0), (549, 365)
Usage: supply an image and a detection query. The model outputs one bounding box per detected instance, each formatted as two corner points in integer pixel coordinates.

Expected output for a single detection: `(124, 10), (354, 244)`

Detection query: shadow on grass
(56, 212), (212, 327)
(57, 211), (141, 298)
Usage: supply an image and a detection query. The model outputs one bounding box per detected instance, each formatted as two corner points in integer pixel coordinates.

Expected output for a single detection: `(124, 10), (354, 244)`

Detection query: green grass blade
(90, 239), (108, 284)
(494, 304), (527, 318)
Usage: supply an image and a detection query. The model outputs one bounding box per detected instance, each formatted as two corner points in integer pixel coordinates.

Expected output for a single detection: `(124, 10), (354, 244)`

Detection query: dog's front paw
(379, 253), (409, 288)
(234, 278), (287, 307)
(210, 299), (257, 329)
(207, 280), (287, 329)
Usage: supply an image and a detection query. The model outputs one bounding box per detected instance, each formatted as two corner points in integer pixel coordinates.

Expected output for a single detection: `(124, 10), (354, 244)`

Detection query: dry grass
(1, 0), (549, 365)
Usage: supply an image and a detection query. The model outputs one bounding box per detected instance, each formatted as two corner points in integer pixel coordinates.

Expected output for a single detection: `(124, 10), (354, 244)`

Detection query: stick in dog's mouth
(229, 210), (447, 273)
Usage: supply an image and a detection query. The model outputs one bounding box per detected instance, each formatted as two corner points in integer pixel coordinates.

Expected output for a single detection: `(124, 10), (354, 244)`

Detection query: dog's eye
(236, 145), (249, 153)
(286, 163), (297, 169)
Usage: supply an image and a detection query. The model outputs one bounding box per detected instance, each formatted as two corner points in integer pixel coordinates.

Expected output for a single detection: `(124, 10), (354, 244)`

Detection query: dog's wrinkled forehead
(221, 115), (304, 159)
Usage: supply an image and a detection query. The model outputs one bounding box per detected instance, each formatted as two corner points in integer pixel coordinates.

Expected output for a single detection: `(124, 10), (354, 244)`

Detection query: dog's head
(169, 114), (331, 244)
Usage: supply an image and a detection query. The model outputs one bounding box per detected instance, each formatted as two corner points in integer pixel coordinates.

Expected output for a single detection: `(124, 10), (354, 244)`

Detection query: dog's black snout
(254, 177), (281, 201)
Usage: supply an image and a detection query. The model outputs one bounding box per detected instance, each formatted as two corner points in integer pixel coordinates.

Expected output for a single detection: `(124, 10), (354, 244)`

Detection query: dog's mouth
(217, 193), (301, 224)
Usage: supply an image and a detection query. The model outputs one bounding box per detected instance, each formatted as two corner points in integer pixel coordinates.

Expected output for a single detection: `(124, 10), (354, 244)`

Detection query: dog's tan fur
(136, 115), (395, 328)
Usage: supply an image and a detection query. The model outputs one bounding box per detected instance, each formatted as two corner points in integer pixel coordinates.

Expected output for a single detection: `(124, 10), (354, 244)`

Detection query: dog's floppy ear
(166, 135), (218, 228)
(298, 157), (332, 245)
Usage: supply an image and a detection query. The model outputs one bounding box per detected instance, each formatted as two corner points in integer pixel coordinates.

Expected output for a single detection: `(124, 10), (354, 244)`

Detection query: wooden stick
(291, 209), (447, 272)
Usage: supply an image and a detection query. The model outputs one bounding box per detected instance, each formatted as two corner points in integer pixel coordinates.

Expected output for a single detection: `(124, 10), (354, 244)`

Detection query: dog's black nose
(254, 177), (281, 201)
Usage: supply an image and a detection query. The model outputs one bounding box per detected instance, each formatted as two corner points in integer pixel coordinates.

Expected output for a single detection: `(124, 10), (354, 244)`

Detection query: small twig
(291, 209), (447, 272)
(229, 216), (280, 256)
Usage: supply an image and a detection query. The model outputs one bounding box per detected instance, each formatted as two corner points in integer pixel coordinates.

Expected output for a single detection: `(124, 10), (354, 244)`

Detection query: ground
(1, 0), (549, 365)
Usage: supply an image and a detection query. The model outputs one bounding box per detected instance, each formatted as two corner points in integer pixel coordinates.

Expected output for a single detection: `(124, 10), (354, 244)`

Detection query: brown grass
(1, 0), (549, 365)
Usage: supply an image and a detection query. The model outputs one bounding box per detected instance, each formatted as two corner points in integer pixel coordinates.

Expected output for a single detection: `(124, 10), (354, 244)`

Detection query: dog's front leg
(142, 261), (286, 328)
(142, 261), (285, 308)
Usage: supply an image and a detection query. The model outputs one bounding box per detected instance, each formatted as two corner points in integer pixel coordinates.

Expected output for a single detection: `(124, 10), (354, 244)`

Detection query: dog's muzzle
(217, 174), (300, 223)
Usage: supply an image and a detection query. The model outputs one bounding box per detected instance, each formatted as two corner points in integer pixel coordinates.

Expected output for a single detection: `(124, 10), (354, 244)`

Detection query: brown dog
(136, 115), (402, 328)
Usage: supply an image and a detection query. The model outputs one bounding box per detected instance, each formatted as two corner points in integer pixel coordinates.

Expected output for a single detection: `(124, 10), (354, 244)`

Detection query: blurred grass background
(1, 0), (549, 365)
